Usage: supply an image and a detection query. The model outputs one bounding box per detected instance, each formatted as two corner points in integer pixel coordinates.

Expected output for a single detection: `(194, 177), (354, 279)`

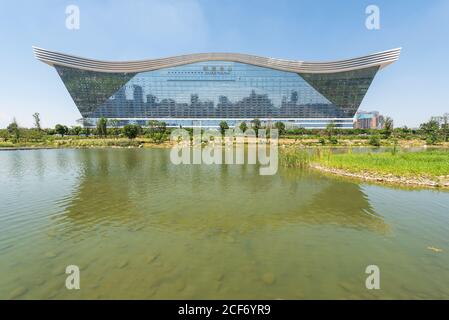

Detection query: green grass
(313, 150), (449, 178)
(279, 148), (449, 178)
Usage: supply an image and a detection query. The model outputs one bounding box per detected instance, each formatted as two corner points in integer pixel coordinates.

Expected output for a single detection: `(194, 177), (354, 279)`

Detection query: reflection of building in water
(298, 177), (389, 233)
(59, 150), (389, 236)
(34, 47), (400, 129)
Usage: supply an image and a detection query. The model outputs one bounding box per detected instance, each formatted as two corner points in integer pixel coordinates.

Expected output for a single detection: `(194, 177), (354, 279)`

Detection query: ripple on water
(1, 149), (449, 299)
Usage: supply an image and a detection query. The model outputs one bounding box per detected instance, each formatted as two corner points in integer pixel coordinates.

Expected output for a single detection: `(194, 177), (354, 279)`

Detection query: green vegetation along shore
(2, 115), (449, 150)
(280, 148), (449, 188)
(2, 115), (449, 188)
(0, 118), (449, 148)
(0, 136), (173, 149)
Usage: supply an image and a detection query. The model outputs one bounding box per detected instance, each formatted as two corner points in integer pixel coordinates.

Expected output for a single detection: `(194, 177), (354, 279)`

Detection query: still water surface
(1, 148), (449, 299)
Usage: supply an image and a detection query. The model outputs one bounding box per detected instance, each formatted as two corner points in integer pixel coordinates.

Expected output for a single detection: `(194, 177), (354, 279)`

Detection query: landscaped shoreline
(2, 136), (449, 150)
(280, 148), (449, 188)
(2, 135), (449, 189)
(0, 137), (176, 150)
(310, 163), (449, 188)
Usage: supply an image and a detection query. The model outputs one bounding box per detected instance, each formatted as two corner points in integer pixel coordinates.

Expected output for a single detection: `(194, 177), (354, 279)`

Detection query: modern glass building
(33, 47), (400, 129)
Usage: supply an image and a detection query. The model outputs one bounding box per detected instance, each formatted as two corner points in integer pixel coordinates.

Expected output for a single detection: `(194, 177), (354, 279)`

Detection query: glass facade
(56, 67), (136, 117)
(56, 61), (379, 128)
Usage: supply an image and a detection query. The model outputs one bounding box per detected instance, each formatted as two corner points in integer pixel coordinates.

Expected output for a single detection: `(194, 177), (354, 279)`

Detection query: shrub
(368, 135), (381, 147)
(122, 124), (141, 139)
(55, 124), (68, 137)
(426, 135), (438, 145)
(274, 122), (286, 135)
(149, 132), (167, 144)
(329, 136), (338, 145)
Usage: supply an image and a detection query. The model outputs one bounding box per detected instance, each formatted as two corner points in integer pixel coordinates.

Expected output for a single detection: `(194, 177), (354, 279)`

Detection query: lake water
(1, 148), (449, 299)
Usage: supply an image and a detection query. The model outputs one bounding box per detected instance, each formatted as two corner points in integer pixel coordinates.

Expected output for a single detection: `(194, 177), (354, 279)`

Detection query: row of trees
(51, 119), (169, 141)
(219, 119), (286, 137)
(1, 117), (165, 142)
(2, 114), (449, 145)
(47, 118), (167, 141)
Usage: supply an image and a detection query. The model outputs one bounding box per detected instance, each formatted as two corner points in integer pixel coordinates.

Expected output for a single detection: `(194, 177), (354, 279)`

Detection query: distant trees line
(52, 118), (169, 142)
(1, 116), (169, 143)
(1, 114), (449, 145)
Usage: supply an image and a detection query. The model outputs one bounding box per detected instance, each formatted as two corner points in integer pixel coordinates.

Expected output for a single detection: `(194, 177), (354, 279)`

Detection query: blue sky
(0, 0), (448, 128)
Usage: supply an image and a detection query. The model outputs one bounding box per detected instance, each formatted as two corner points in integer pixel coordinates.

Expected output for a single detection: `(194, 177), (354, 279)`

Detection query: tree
(150, 131), (167, 144)
(420, 120), (440, 145)
(383, 116), (394, 138)
(81, 127), (91, 137)
(325, 121), (336, 139)
(293, 127), (306, 135)
(27, 128), (44, 141)
(146, 120), (166, 134)
(441, 115), (449, 142)
(239, 122), (247, 133)
(0, 129), (8, 142)
(146, 120), (167, 143)
(251, 118), (261, 137)
(46, 128), (56, 135)
(324, 122), (338, 144)
(108, 119), (120, 136)
(219, 121), (229, 136)
(71, 126), (82, 136)
(274, 121), (286, 135)
(7, 118), (20, 141)
(97, 117), (108, 137)
(33, 112), (41, 131)
(55, 124), (68, 137)
(122, 124), (141, 139)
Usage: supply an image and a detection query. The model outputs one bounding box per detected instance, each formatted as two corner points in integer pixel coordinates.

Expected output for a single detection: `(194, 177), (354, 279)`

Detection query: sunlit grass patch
(314, 150), (449, 178)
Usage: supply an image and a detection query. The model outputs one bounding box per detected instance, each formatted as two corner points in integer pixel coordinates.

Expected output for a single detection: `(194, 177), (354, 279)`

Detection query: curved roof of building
(33, 46), (401, 74)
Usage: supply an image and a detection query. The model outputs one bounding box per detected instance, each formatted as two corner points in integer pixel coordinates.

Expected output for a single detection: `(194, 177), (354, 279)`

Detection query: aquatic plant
(279, 148), (310, 168)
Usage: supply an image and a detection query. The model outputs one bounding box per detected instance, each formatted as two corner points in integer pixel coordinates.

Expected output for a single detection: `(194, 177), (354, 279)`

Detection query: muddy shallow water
(1, 148), (448, 299)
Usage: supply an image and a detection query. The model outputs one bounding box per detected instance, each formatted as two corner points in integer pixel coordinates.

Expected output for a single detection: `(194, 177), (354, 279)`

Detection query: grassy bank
(2, 135), (449, 150)
(280, 148), (449, 187)
(316, 150), (449, 178)
(0, 137), (175, 149)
